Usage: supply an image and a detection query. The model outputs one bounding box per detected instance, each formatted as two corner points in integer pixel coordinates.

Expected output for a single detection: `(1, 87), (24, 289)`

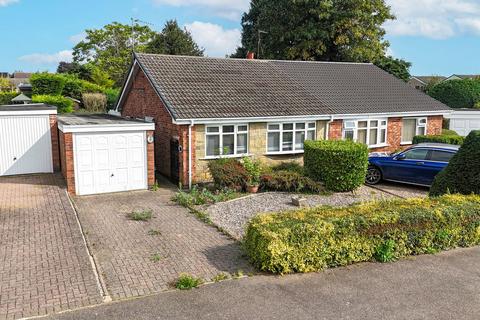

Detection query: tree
(374, 56), (411, 82)
(146, 20), (204, 56)
(232, 0), (394, 63)
(0, 78), (14, 91)
(428, 79), (480, 109)
(73, 22), (155, 86)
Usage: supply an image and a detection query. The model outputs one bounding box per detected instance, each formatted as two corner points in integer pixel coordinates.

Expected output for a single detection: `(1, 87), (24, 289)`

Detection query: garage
(58, 114), (155, 196)
(0, 104), (57, 176)
(448, 109), (480, 136)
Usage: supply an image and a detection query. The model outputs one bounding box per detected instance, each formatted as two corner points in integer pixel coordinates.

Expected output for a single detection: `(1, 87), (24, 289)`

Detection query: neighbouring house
(444, 74), (480, 81)
(113, 53), (451, 188)
(408, 76), (447, 91)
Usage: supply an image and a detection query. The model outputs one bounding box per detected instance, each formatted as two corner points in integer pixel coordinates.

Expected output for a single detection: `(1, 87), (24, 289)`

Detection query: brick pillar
(146, 130), (155, 187)
(59, 131), (76, 195)
(328, 120), (343, 140)
(427, 116), (443, 135)
(49, 115), (60, 172)
(387, 117), (402, 150)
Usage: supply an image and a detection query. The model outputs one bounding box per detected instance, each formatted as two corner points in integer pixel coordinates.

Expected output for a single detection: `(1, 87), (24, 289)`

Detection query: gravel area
(201, 186), (396, 240)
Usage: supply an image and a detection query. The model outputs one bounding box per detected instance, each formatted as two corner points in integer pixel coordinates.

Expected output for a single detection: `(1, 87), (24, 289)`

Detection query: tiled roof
(133, 53), (450, 120)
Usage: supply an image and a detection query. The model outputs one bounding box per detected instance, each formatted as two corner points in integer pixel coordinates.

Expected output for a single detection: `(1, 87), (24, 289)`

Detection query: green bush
(62, 76), (83, 100)
(428, 79), (480, 109)
(31, 72), (66, 95)
(242, 157), (262, 186)
(304, 140), (368, 192)
(104, 88), (120, 109)
(430, 131), (480, 196)
(0, 91), (18, 105)
(442, 129), (459, 136)
(32, 95), (74, 113)
(244, 195), (480, 274)
(413, 134), (464, 145)
(207, 158), (249, 190)
(271, 161), (304, 175)
(172, 186), (240, 207)
(260, 170), (325, 194)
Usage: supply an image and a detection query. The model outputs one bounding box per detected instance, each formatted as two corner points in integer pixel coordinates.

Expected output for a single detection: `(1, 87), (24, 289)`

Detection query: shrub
(428, 79), (480, 109)
(413, 134), (464, 145)
(271, 161), (304, 174)
(244, 195), (480, 274)
(304, 140), (368, 192)
(430, 131), (480, 196)
(82, 93), (107, 113)
(175, 274), (203, 290)
(242, 157), (261, 186)
(442, 129), (459, 136)
(172, 186), (239, 207)
(62, 76), (83, 100)
(105, 88), (120, 109)
(260, 170), (325, 194)
(0, 91), (18, 105)
(207, 158), (249, 190)
(31, 95), (74, 113)
(31, 73), (66, 96)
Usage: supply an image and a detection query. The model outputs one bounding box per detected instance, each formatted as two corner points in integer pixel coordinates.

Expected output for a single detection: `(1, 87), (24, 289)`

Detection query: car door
(388, 148), (430, 184)
(421, 150), (456, 185)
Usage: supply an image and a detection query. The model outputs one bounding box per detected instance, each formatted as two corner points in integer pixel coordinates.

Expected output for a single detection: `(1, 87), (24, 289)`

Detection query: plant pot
(247, 185), (259, 193)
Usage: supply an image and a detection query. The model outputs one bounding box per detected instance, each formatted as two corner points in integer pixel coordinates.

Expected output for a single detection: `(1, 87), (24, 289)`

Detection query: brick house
(114, 53), (451, 188)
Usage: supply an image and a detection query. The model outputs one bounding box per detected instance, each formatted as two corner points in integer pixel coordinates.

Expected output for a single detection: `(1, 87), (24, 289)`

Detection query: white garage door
(0, 115), (53, 176)
(450, 118), (480, 136)
(74, 131), (147, 196)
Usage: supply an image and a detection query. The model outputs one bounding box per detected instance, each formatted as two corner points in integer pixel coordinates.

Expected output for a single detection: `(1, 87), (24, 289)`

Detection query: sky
(1, 0), (480, 76)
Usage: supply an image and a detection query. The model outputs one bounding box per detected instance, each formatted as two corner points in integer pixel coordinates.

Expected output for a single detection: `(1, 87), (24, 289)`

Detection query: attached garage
(58, 114), (155, 196)
(0, 104), (58, 176)
(448, 109), (480, 136)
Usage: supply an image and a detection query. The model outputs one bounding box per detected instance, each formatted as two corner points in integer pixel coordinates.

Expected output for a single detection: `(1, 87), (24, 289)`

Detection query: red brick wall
(329, 120), (343, 140)
(120, 69), (193, 186)
(59, 130), (75, 195)
(427, 116), (443, 135)
(146, 130), (155, 187)
(49, 115), (60, 171)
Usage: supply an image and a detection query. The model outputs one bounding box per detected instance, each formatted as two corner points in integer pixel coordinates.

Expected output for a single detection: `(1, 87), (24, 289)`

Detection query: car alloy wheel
(365, 167), (382, 185)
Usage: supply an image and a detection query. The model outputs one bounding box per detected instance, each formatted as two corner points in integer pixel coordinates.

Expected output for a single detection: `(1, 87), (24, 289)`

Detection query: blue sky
(1, 0), (480, 76)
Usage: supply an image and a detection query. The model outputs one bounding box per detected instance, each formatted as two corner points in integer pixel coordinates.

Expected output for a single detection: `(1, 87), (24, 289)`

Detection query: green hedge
(304, 140), (368, 192)
(428, 79), (480, 109)
(430, 131), (480, 196)
(0, 91), (18, 105)
(31, 72), (66, 96)
(412, 134), (465, 145)
(32, 95), (74, 113)
(244, 195), (480, 274)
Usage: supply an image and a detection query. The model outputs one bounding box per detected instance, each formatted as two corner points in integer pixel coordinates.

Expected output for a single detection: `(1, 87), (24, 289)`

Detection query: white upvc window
(205, 124), (248, 158)
(267, 122), (316, 153)
(401, 117), (427, 144)
(343, 119), (388, 147)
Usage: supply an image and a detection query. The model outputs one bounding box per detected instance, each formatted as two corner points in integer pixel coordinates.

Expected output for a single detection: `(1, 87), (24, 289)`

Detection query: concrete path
(370, 181), (429, 199)
(46, 246), (480, 320)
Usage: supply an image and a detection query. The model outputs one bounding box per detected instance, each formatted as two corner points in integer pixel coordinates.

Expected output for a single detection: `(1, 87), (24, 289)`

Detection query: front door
(170, 138), (180, 185)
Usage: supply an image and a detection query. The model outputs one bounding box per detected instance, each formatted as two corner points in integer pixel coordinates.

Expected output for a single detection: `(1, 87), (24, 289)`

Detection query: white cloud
(18, 50), (73, 65)
(69, 32), (86, 44)
(185, 21), (241, 57)
(386, 0), (480, 38)
(0, 0), (18, 6)
(153, 0), (249, 20)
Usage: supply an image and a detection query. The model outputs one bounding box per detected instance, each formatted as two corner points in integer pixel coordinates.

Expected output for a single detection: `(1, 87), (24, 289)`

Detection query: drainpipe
(326, 116), (334, 140)
(188, 120), (194, 190)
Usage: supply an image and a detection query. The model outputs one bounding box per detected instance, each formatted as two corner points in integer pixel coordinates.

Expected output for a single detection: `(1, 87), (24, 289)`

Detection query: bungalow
(113, 53), (451, 188)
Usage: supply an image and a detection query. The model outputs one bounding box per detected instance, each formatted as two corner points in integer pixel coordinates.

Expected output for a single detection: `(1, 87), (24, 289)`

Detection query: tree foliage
(146, 20), (204, 56)
(373, 56), (411, 82)
(428, 79), (480, 109)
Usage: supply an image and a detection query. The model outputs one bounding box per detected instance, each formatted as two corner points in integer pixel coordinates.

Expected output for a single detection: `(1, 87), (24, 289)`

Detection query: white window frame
(205, 124), (249, 159)
(342, 119), (388, 148)
(401, 117), (427, 145)
(266, 122), (316, 154)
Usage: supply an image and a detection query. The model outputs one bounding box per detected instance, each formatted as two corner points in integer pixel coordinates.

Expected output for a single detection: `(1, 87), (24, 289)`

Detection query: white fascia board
(0, 110), (57, 116)
(115, 61), (138, 112)
(337, 110), (452, 120)
(59, 123), (155, 133)
(447, 110), (480, 118)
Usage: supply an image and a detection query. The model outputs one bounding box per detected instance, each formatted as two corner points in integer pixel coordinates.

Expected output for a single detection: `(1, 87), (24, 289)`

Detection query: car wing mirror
(395, 154), (406, 161)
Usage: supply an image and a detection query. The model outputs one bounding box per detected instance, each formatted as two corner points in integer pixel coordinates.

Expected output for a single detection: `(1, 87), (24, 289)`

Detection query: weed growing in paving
(212, 273), (230, 282)
(150, 253), (162, 262)
(232, 270), (244, 279)
(175, 274), (203, 290)
(151, 181), (160, 191)
(127, 209), (153, 221)
(148, 229), (162, 236)
(172, 186), (241, 207)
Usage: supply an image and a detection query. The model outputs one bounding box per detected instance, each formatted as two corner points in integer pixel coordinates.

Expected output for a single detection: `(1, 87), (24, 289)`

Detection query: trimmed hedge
(428, 79), (480, 109)
(304, 140), (368, 192)
(430, 130), (480, 196)
(442, 129), (459, 136)
(32, 95), (74, 113)
(31, 72), (66, 96)
(244, 195), (480, 274)
(413, 134), (464, 145)
(0, 91), (18, 105)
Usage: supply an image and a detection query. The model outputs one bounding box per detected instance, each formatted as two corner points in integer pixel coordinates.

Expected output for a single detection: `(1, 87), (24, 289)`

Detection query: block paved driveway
(0, 174), (102, 320)
(72, 185), (252, 300)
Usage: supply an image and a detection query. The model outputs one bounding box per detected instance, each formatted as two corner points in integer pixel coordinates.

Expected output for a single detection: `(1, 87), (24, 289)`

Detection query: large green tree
(374, 56), (411, 82)
(73, 22), (155, 86)
(146, 20), (204, 56)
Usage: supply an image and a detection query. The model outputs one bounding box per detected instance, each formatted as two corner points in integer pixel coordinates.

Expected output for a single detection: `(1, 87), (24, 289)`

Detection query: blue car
(366, 143), (460, 187)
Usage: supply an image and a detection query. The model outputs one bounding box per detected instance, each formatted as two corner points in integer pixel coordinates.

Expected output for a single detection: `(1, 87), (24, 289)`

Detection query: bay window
(205, 124), (248, 157)
(267, 122), (316, 153)
(402, 118), (427, 144)
(343, 119), (387, 147)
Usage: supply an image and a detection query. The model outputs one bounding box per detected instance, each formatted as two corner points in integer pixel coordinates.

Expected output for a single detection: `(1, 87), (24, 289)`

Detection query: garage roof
(58, 114), (155, 133)
(0, 103), (56, 112)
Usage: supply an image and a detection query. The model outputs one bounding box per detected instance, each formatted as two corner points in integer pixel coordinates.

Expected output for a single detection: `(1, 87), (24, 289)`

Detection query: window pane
(282, 132), (293, 151)
(268, 132), (280, 152)
(417, 126), (426, 136)
(402, 119), (416, 142)
(369, 128), (378, 145)
(381, 120), (387, 126)
(268, 124), (280, 131)
(429, 150), (455, 162)
(308, 123), (316, 129)
(358, 121), (368, 128)
(307, 130), (315, 141)
(223, 125), (234, 133)
(238, 125), (248, 132)
(222, 134), (234, 155)
(370, 120), (378, 128)
(380, 129), (386, 144)
(344, 121), (356, 129)
(283, 123), (294, 131)
(345, 130), (354, 140)
(418, 118), (427, 125)
(403, 148), (428, 160)
(357, 129), (367, 144)
(295, 123), (305, 130)
(295, 131), (305, 150)
(206, 135), (220, 156)
(207, 126), (219, 133)
(237, 133), (247, 154)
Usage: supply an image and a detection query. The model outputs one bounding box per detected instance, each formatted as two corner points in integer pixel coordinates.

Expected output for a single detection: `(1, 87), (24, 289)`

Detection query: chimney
(246, 52), (255, 60)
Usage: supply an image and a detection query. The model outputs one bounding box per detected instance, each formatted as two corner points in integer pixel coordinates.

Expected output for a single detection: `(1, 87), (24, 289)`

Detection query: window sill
(368, 144), (389, 149)
(400, 142), (413, 146)
(265, 150), (305, 156)
(201, 154), (251, 160)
